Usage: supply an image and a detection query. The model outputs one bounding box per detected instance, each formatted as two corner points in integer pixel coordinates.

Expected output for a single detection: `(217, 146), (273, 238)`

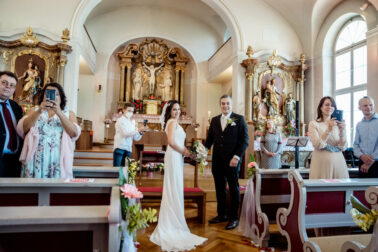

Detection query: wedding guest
(260, 120), (282, 169)
(113, 103), (147, 166)
(0, 71), (23, 177)
(308, 96), (348, 179)
(353, 96), (378, 178)
(16, 83), (81, 178)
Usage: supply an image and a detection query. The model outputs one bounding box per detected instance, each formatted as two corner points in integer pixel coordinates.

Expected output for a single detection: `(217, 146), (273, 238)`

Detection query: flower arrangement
(148, 94), (157, 100)
(132, 99), (143, 113)
(247, 154), (258, 179)
(190, 140), (209, 175)
(284, 120), (296, 136)
(254, 130), (262, 140)
(142, 162), (164, 172)
(350, 195), (378, 232)
(254, 121), (266, 140)
(118, 159), (157, 250)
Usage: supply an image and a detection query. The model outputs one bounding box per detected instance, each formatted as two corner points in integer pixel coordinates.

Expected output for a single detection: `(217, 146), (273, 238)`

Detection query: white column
(63, 41), (80, 113)
(232, 53), (245, 114)
(366, 25), (378, 102)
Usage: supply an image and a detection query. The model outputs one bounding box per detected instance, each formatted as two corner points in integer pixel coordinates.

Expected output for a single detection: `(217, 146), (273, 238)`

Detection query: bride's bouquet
(190, 140), (209, 175)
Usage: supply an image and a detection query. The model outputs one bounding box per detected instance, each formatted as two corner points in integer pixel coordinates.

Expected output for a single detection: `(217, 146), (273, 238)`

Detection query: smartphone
(331, 109), (343, 121)
(46, 89), (56, 101)
(143, 119), (148, 126)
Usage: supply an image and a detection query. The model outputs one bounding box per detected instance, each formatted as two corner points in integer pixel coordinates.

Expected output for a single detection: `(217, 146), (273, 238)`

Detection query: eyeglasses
(0, 80), (17, 89)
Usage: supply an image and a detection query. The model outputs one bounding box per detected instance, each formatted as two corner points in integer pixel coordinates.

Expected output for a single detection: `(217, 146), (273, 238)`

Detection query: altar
(132, 113), (193, 131)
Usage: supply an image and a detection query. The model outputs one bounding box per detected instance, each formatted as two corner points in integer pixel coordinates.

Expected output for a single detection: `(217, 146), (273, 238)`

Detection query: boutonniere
(227, 118), (237, 126)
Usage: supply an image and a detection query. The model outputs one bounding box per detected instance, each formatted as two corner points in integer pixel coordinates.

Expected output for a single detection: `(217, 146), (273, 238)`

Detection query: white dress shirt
(220, 112), (232, 131)
(113, 116), (142, 152)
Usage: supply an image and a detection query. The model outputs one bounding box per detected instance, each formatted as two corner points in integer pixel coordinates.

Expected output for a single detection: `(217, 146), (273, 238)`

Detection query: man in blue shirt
(353, 96), (378, 178)
(0, 71), (23, 177)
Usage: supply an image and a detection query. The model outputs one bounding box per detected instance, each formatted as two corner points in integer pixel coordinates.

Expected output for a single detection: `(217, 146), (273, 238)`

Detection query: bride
(150, 100), (207, 251)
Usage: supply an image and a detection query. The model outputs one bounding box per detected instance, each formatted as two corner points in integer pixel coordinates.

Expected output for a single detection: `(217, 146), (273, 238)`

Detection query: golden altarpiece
(116, 39), (193, 130)
(241, 47), (311, 168)
(0, 27), (72, 110)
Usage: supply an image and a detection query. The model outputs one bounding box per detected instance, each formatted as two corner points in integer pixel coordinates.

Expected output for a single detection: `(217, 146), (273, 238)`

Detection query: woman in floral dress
(17, 83), (80, 178)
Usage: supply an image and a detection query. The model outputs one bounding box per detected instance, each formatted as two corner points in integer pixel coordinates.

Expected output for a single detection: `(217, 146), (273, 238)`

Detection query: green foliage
(125, 203), (158, 235)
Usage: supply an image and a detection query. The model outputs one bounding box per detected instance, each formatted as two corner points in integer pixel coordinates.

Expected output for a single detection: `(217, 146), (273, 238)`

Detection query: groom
(205, 94), (249, 230)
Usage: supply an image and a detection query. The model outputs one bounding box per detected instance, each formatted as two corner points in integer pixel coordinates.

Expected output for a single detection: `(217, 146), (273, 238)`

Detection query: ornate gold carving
(20, 27), (39, 47)
(300, 53), (306, 64)
(268, 49), (282, 71)
(1, 49), (14, 63)
(139, 39), (168, 64)
(61, 28), (70, 44)
(246, 45), (254, 59)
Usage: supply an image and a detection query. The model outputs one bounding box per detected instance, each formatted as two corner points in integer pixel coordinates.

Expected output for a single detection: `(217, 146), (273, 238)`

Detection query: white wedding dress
(150, 119), (207, 251)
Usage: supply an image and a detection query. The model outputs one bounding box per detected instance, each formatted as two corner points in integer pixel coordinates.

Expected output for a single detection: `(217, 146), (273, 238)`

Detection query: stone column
(119, 64), (126, 102)
(241, 46), (258, 122)
(299, 53), (307, 135)
(125, 62), (132, 102)
(174, 65), (180, 101)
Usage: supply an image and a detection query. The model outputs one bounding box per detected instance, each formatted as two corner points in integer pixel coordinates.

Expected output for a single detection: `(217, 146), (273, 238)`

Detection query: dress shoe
(208, 216), (228, 224)
(225, 220), (239, 230)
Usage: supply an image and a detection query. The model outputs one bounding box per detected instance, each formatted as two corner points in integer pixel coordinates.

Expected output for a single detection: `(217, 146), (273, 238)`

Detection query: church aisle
(138, 202), (285, 252)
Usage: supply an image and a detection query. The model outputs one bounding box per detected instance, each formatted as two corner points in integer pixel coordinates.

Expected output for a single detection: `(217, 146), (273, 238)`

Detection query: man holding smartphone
(113, 103), (147, 166)
(353, 96), (378, 178)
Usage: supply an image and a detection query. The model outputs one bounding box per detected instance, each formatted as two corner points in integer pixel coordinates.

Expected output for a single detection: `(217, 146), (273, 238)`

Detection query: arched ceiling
(85, 0), (228, 42)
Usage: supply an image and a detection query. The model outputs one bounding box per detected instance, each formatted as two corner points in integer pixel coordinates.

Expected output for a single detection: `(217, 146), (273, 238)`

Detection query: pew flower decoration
(247, 154), (258, 179)
(127, 159), (139, 184)
(190, 140), (208, 175)
(120, 184), (143, 199)
(350, 195), (378, 232)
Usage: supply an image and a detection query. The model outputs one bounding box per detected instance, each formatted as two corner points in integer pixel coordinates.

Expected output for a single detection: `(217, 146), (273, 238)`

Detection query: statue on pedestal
(264, 78), (280, 116)
(160, 71), (172, 101)
(284, 92), (296, 123)
(19, 58), (39, 102)
(132, 68), (143, 100)
(143, 62), (164, 94)
(252, 90), (262, 121)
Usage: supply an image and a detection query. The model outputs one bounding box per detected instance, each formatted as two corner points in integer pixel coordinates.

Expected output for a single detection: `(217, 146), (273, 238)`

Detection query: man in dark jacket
(0, 71), (23, 177)
(205, 94), (249, 230)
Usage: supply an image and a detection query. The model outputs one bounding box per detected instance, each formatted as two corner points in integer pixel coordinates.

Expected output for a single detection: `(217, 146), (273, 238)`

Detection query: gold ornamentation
(139, 39), (168, 64)
(20, 27), (39, 47)
(246, 45), (254, 59)
(1, 49), (14, 63)
(268, 49), (282, 71)
(61, 28), (70, 44)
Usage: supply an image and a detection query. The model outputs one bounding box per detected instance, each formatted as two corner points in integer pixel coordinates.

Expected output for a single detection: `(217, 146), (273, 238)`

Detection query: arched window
(334, 17), (367, 146)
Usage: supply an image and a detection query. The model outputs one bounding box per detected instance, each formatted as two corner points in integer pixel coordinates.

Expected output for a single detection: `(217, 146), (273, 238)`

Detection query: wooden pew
(73, 165), (119, 178)
(246, 167), (360, 248)
(276, 170), (378, 252)
(341, 186), (378, 252)
(138, 151), (206, 224)
(0, 178), (120, 252)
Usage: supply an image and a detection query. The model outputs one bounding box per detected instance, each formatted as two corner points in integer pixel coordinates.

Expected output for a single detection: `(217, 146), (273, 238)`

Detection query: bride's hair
(163, 100), (180, 130)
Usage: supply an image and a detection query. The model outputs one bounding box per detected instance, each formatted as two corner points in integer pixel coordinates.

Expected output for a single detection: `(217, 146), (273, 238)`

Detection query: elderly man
(0, 71), (23, 177)
(353, 96), (378, 178)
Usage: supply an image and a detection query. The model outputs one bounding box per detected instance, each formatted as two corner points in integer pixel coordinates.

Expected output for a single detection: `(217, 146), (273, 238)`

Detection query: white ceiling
(86, 0), (228, 40)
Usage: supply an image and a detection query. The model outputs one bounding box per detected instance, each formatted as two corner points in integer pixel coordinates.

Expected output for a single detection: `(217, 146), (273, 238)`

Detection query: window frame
(333, 16), (367, 146)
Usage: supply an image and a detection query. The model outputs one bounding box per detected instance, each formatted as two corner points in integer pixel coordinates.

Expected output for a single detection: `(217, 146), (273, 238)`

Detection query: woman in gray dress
(260, 120), (282, 169)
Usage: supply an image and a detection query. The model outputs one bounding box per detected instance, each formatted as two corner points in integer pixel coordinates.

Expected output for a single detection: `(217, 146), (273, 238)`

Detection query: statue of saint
(160, 71), (173, 101)
(264, 78), (280, 116)
(19, 59), (39, 102)
(143, 62), (164, 95)
(284, 92), (296, 123)
(252, 90), (262, 121)
(132, 68), (143, 100)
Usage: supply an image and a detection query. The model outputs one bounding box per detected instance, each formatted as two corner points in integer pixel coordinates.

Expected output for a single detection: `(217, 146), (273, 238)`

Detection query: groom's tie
(221, 115), (227, 131)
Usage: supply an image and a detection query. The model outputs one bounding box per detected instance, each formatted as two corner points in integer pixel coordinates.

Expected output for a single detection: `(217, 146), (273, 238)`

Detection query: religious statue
(143, 62), (164, 95)
(132, 67), (143, 100)
(264, 78), (280, 116)
(252, 90), (262, 121)
(284, 92), (296, 123)
(18, 59), (39, 102)
(160, 71), (173, 101)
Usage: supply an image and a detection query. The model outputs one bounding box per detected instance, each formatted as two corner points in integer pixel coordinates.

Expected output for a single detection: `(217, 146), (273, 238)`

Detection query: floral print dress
(21, 108), (68, 178)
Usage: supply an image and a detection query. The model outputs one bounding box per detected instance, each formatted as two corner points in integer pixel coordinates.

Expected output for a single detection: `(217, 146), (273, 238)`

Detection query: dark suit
(205, 112), (249, 220)
(0, 99), (23, 177)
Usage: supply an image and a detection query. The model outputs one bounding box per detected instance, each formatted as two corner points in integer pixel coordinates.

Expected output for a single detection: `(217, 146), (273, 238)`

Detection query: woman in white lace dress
(309, 96), (348, 179)
(150, 100), (207, 251)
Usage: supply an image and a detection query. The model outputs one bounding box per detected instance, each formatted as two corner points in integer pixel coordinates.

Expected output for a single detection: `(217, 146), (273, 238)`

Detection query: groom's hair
(219, 94), (232, 104)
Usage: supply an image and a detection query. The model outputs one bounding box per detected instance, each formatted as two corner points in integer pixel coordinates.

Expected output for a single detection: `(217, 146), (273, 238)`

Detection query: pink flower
(248, 162), (256, 168)
(120, 184), (143, 199)
(284, 126), (288, 128)
(257, 131), (262, 136)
